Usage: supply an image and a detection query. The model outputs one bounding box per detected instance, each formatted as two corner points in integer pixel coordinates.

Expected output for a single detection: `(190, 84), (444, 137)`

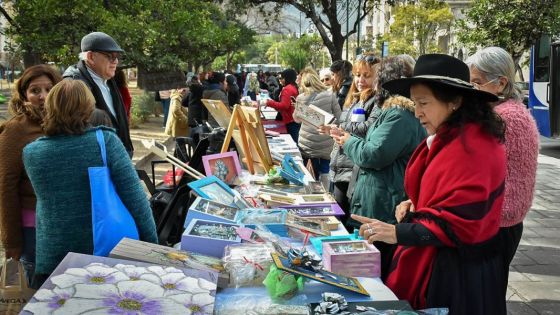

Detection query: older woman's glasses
(356, 54), (379, 64)
(321, 77), (331, 82)
(472, 77), (499, 89)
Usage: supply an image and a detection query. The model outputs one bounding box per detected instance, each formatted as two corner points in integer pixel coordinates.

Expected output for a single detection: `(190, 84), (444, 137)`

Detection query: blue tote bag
(89, 129), (139, 256)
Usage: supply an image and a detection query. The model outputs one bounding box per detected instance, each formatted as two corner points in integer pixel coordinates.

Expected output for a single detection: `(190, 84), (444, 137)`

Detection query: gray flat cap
(81, 32), (124, 53)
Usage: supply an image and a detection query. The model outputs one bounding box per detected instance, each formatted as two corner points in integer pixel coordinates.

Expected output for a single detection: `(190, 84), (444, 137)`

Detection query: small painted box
(322, 240), (380, 278)
(181, 219), (242, 258)
(184, 197), (239, 228)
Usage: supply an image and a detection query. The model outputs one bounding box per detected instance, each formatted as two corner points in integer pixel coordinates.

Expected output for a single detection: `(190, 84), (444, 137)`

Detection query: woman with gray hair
(466, 46), (539, 297)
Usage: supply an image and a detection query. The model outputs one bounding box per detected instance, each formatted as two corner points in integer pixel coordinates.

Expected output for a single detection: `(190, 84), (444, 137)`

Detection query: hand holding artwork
(395, 199), (415, 223)
(330, 127), (350, 146)
(351, 214), (397, 244)
(317, 124), (334, 135)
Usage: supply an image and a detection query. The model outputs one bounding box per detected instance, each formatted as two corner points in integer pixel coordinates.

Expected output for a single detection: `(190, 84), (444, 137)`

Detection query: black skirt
(426, 234), (507, 315)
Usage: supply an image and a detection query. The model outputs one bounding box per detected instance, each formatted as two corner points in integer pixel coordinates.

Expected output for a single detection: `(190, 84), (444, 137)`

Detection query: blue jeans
(161, 99), (171, 127)
(20, 227), (35, 287)
(303, 157), (330, 179)
(286, 122), (301, 143)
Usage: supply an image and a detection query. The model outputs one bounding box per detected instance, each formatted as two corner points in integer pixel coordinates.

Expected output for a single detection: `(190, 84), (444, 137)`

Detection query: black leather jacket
(63, 61), (133, 155)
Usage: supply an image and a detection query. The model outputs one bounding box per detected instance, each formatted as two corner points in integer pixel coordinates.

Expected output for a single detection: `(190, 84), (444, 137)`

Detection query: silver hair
(396, 54), (416, 70)
(79, 51), (89, 61)
(466, 47), (522, 102)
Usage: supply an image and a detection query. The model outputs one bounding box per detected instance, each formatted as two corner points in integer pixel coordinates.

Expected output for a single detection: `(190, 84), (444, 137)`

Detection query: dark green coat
(343, 96), (426, 228)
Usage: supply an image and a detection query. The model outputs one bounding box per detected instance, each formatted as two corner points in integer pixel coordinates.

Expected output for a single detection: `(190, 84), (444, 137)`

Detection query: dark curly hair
(424, 81), (505, 143)
(374, 56), (414, 106)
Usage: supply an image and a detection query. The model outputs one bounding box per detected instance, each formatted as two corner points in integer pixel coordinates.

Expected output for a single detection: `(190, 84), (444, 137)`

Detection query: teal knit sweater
(23, 127), (157, 275)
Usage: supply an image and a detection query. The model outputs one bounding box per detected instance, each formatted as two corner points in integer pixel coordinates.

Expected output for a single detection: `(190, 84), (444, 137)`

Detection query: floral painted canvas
(22, 252), (218, 315)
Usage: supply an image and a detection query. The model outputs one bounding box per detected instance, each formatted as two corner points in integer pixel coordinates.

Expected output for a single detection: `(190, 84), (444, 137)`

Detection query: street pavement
(1, 88), (560, 314)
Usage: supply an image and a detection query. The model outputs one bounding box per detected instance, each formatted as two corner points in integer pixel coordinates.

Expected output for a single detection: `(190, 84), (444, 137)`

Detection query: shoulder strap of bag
(95, 129), (107, 167)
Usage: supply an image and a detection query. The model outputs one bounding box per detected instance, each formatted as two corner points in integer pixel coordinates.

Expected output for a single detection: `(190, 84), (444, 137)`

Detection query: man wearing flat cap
(63, 32), (133, 156)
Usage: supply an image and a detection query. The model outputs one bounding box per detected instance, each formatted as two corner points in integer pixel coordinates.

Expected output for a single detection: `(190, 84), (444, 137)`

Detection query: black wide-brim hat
(382, 54), (498, 102)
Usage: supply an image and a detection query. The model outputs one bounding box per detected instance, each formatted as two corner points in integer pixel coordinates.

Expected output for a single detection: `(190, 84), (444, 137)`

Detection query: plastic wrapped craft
(214, 293), (309, 315)
(223, 243), (275, 287)
(263, 264), (304, 300)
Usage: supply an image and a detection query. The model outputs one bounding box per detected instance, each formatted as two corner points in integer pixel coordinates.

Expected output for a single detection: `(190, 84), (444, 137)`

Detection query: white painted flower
(50, 263), (129, 288)
(169, 292), (214, 315)
(23, 287), (75, 314)
(145, 265), (183, 276)
(140, 270), (217, 297)
(56, 280), (190, 314)
(113, 264), (152, 281)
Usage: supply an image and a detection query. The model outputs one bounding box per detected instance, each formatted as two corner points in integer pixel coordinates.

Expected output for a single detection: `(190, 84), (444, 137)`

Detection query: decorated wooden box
(322, 240), (381, 278)
(21, 252), (218, 315)
(183, 197), (239, 228)
(109, 237), (229, 288)
(181, 219), (242, 258)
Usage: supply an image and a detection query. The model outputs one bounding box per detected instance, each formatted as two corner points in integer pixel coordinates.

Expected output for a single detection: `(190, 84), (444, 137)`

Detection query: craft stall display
(22, 124), (399, 315)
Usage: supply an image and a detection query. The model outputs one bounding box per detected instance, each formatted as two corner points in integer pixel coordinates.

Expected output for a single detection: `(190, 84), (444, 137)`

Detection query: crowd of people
(0, 30), (540, 314)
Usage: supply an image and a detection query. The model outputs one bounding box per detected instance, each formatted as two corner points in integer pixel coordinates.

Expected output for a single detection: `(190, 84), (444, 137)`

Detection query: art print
(189, 220), (239, 241)
(236, 209), (286, 224)
(271, 253), (369, 296)
(202, 151), (242, 185)
(193, 198), (238, 221)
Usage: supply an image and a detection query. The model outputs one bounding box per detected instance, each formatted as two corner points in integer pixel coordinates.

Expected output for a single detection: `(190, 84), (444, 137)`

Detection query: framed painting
(202, 151), (242, 185)
(188, 176), (249, 209)
(271, 253), (369, 296)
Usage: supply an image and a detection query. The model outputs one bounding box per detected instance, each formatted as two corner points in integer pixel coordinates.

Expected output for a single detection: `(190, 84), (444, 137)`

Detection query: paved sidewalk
(507, 154), (560, 315)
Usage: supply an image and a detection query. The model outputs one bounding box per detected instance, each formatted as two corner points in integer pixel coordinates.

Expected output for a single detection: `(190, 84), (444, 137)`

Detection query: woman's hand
(395, 199), (415, 223)
(317, 124), (334, 135)
(352, 214), (397, 244)
(330, 127), (350, 146)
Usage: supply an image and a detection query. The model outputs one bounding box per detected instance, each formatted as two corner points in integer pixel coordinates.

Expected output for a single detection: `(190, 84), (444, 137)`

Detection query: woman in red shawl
(352, 54), (507, 314)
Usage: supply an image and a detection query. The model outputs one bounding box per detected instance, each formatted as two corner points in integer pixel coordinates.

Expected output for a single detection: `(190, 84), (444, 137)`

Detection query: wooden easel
(221, 105), (273, 174)
(142, 139), (205, 180)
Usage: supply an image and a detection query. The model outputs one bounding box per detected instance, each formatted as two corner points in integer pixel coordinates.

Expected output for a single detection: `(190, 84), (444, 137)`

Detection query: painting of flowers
(22, 252), (217, 315)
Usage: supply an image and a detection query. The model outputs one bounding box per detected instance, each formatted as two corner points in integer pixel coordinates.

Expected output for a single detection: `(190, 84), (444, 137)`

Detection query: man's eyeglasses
(356, 54), (379, 65)
(95, 51), (119, 63)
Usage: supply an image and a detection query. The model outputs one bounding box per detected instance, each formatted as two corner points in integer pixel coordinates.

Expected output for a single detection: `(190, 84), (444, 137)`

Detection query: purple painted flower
(23, 287), (75, 313)
(59, 280), (189, 314)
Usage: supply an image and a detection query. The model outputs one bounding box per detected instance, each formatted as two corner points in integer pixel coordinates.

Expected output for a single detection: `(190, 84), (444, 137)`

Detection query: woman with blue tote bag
(23, 80), (158, 288)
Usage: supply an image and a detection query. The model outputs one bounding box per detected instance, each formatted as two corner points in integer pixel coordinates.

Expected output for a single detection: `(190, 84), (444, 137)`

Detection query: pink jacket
(495, 99), (539, 227)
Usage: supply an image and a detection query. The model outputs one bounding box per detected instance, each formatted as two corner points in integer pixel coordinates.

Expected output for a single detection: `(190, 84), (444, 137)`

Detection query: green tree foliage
(383, 0), (453, 57)
(457, 0), (560, 65)
(263, 34), (327, 71)
(1, 0), (255, 70)
(223, 0), (378, 62)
